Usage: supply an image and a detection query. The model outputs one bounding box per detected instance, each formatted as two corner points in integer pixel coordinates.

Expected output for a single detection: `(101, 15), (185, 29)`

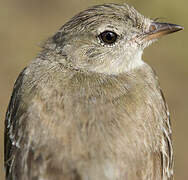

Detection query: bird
(4, 3), (183, 180)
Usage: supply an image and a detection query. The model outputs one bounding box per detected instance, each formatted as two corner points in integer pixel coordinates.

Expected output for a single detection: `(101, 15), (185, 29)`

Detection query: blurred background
(0, 0), (187, 179)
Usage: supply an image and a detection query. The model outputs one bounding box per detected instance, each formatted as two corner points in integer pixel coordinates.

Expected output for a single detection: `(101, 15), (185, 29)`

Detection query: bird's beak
(144, 22), (183, 41)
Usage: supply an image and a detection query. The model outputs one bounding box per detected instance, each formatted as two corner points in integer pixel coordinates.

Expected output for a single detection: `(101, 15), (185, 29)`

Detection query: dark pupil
(100, 31), (117, 44)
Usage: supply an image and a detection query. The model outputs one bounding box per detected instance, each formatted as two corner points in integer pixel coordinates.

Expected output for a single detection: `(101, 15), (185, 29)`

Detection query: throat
(89, 50), (145, 75)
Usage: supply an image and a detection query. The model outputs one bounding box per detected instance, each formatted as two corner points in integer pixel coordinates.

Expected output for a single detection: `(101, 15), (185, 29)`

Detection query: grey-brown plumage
(4, 3), (183, 180)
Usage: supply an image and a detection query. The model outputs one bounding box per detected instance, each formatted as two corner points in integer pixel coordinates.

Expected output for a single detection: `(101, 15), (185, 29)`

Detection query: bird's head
(45, 3), (183, 74)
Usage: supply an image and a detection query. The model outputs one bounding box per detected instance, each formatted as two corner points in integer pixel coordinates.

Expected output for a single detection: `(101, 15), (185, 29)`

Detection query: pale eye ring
(98, 31), (118, 45)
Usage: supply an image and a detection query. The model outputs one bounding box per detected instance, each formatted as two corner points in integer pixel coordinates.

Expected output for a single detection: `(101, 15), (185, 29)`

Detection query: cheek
(83, 47), (117, 67)
(84, 47), (103, 59)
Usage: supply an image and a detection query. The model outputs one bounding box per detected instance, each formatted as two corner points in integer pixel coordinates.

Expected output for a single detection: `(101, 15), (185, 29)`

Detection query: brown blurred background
(0, 0), (187, 179)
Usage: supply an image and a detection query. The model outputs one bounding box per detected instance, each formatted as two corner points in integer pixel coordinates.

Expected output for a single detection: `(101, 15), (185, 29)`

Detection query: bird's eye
(99, 31), (118, 45)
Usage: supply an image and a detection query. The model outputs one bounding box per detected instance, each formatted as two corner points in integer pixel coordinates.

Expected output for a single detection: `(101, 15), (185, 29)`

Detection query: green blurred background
(0, 0), (187, 179)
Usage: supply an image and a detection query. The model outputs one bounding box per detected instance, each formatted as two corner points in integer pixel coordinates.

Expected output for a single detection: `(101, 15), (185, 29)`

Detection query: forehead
(60, 4), (146, 33)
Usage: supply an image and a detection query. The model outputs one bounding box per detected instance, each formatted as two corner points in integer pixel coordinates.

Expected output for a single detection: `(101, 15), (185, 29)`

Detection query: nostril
(149, 24), (157, 32)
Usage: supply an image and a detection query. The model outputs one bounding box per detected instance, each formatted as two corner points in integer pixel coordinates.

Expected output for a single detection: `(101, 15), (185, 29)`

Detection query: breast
(20, 63), (167, 180)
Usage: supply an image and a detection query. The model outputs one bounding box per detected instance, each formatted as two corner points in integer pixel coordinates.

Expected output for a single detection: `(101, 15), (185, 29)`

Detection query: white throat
(89, 50), (145, 75)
